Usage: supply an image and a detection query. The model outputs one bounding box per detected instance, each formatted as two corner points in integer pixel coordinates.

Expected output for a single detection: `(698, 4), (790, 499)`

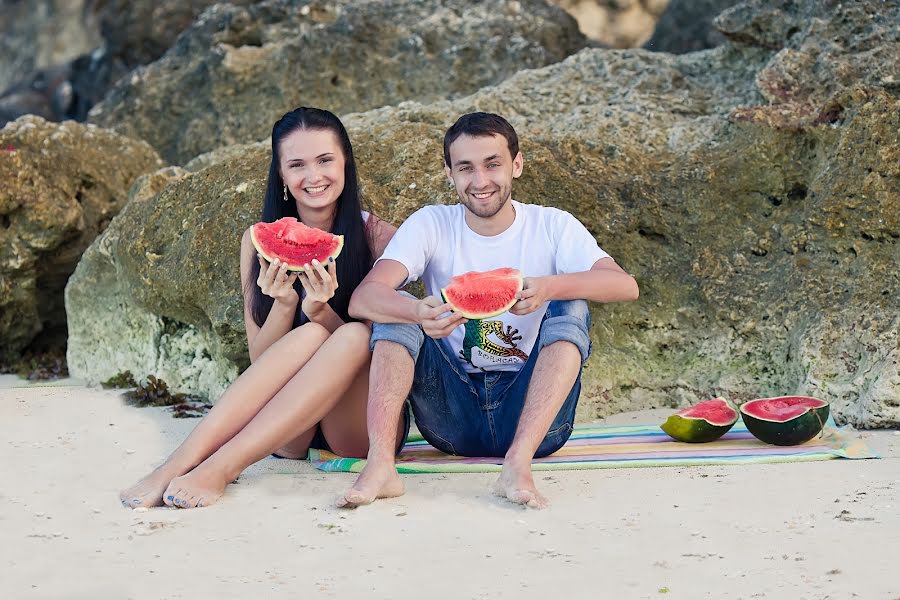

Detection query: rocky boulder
(0, 116), (164, 361)
(87, 0), (588, 164)
(643, 0), (738, 53)
(0, 0), (101, 92)
(67, 0), (899, 427)
(91, 0), (260, 70)
(551, 0), (668, 47)
(0, 1), (269, 128)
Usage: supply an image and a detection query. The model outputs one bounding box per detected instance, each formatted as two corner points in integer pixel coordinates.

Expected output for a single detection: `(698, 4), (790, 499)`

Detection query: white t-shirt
(378, 200), (610, 372)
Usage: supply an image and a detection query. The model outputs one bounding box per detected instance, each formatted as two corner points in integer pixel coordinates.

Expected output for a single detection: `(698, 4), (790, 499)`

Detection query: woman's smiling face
(279, 128), (346, 212)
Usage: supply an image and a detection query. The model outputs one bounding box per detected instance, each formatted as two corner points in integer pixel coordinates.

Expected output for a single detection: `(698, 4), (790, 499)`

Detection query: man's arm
(510, 257), (639, 315)
(549, 257), (639, 302)
(348, 259), (419, 323)
(349, 259), (467, 338)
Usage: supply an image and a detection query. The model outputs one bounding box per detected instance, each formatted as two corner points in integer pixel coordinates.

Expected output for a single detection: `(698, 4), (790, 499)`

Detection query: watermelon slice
(660, 398), (739, 443)
(441, 268), (524, 319)
(250, 217), (343, 270)
(740, 396), (830, 446)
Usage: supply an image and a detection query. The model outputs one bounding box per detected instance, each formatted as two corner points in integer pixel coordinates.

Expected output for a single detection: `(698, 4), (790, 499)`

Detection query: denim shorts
(371, 298), (591, 458)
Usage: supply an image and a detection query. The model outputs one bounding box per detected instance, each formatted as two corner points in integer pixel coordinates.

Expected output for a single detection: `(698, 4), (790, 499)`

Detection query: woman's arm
(304, 301), (344, 333)
(240, 228), (300, 362)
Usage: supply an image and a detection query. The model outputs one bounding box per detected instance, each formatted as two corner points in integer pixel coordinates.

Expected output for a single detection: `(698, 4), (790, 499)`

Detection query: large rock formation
(0, 116), (164, 361)
(643, 0), (738, 53)
(67, 0), (899, 427)
(0, 1), (267, 128)
(551, 0), (668, 47)
(87, 0), (587, 164)
(90, 0), (260, 70)
(0, 0), (101, 92)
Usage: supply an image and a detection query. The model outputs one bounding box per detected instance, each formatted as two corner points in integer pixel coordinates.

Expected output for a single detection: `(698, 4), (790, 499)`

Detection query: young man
(338, 113), (639, 509)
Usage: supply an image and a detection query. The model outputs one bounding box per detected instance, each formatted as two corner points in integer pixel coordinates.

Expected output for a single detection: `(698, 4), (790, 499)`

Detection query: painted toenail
(167, 495), (174, 501)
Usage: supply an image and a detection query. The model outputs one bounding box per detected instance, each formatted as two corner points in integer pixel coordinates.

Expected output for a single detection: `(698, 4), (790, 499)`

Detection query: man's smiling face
(445, 133), (523, 219)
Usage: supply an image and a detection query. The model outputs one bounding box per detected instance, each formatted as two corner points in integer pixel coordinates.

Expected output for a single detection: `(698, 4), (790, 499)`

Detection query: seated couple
(120, 108), (639, 511)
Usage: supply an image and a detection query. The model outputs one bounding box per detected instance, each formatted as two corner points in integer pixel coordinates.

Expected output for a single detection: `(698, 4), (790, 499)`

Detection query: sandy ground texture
(1, 375), (898, 600)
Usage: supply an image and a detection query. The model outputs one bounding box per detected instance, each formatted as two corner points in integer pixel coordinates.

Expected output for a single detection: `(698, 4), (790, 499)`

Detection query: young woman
(119, 107), (404, 509)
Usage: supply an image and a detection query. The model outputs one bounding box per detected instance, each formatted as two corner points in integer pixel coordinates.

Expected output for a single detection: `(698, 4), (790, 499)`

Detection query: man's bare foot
(336, 459), (404, 509)
(493, 459), (548, 509)
(119, 465), (181, 509)
(162, 463), (230, 509)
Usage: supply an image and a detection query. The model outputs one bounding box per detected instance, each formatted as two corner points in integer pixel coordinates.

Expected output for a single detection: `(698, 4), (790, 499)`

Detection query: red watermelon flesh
(660, 398), (738, 443)
(673, 398), (738, 425)
(441, 268), (524, 319)
(740, 396), (828, 422)
(250, 217), (344, 270)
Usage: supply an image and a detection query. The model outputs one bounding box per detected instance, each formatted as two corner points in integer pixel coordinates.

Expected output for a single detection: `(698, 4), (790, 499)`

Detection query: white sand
(1, 375), (897, 600)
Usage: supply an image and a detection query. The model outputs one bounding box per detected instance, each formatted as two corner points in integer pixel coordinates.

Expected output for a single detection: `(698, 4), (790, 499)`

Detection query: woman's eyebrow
(287, 152), (334, 163)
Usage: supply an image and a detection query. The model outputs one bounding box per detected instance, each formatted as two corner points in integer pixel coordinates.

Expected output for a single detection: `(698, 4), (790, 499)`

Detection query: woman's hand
(257, 255), (299, 306)
(299, 258), (338, 318)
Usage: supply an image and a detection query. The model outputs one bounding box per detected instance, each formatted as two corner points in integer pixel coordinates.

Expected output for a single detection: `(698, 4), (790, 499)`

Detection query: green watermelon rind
(740, 396), (830, 446)
(660, 398), (739, 443)
(250, 218), (344, 271)
(440, 268), (524, 320)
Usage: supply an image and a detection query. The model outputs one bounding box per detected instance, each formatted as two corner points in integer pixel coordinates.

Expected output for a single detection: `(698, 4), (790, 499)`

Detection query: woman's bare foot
(493, 460), (548, 509)
(119, 465), (181, 509)
(162, 463), (231, 509)
(336, 459), (404, 508)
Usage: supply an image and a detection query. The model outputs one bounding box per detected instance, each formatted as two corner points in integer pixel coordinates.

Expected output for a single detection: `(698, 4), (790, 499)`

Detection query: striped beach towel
(309, 418), (877, 473)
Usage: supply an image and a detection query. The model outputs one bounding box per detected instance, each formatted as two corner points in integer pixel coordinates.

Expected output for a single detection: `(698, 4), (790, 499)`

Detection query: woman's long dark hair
(246, 107), (373, 328)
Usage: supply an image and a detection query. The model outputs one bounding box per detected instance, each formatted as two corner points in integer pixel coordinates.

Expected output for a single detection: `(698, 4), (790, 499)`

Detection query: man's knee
(369, 290), (425, 361)
(538, 299), (591, 363)
(371, 322), (424, 362)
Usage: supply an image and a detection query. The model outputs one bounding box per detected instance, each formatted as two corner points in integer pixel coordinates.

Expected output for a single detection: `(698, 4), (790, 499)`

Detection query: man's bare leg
(119, 323), (330, 508)
(495, 340), (580, 509)
(336, 339), (413, 508)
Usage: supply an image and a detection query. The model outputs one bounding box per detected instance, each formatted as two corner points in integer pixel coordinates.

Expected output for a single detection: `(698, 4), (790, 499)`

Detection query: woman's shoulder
(364, 212), (398, 259)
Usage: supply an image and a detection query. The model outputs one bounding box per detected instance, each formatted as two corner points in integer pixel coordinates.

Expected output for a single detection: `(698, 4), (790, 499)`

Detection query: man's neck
(464, 199), (516, 237)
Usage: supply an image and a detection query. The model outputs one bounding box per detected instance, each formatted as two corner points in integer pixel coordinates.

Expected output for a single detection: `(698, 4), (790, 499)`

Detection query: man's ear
(444, 164), (453, 185)
(512, 151), (524, 178)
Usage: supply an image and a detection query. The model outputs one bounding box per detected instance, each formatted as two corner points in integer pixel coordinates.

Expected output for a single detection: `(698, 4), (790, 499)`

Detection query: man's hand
(416, 296), (467, 339)
(509, 276), (551, 316)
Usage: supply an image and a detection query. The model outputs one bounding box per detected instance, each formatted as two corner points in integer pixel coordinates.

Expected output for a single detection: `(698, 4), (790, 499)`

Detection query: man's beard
(459, 186), (511, 219)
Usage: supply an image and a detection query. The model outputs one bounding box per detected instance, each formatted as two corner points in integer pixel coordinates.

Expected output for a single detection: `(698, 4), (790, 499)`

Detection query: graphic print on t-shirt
(459, 318), (529, 370)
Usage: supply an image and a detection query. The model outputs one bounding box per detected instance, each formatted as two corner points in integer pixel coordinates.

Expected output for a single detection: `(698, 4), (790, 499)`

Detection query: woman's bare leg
(261, 337), (407, 459)
(162, 322), (400, 509)
(119, 322), (330, 508)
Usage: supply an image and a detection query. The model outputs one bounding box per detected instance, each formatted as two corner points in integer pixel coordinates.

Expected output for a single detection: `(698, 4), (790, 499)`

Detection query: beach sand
(2, 375), (897, 600)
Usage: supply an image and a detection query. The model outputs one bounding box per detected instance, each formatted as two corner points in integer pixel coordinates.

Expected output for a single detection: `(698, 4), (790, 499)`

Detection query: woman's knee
(286, 321), (330, 351)
(331, 321), (372, 345)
